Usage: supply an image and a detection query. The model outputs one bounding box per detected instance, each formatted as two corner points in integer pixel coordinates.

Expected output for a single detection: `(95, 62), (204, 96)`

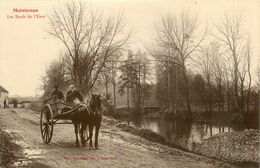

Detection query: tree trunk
(113, 81), (117, 108)
(227, 81), (230, 113)
(247, 72), (252, 113)
(168, 69), (172, 111)
(234, 61), (239, 112)
(182, 66), (192, 119)
(141, 65), (146, 109)
(218, 77), (224, 112)
(218, 84), (221, 113)
(207, 75), (212, 114)
(138, 63), (141, 111)
(209, 84), (213, 114)
(105, 76), (109, 100)
(174, 64), (178, 114)
(127, 84), (130, 109)
(240, 80), (244, 113)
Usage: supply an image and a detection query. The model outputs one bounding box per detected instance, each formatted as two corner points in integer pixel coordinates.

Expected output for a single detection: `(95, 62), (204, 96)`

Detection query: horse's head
(90, 94), (101, 112)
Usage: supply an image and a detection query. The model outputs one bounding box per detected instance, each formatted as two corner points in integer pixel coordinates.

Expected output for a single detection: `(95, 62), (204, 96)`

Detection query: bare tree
(149, 47), (177, 111)
(136, 51), (151, 111)
(211, 42), (225, 112)
(154, 12), (207, 118)
(47, 1), (129, 95)
(97, 70), (112, 99)
(245, 39), (252, 112)
(40, 58), (68, 98)
(110, 52), (122, 107)
(195, 45), (213, 113)
(256, 66), (260, 90)
(238, 44), (250, 112)
(213, 11), (245, 112)
(222, 59), (233, 113)
(98, 50), (122, 104)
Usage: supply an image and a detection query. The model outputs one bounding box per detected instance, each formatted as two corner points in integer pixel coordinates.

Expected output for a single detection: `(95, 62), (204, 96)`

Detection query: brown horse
(88, 94), (102, 149)
(70, 103), (91, 147)
(70, 95), (102, 148)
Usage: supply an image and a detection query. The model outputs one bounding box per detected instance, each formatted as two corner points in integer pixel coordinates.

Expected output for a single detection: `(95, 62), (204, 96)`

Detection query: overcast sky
(0, 0), (259, 97)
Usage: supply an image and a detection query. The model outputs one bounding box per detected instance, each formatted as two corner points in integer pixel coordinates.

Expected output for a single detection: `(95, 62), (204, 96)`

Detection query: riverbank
(104, 115), (259, 167)
(194, 130), (260, 166)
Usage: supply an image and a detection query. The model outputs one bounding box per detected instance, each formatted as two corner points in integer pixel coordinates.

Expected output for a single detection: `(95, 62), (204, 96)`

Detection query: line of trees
(153, 11), (257, 119)
(151, 12), (207, 119)
(41, 1), (259, 121)
(117, 51), (151, 112)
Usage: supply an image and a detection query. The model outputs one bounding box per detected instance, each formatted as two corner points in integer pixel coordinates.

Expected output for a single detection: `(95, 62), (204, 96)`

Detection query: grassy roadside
(0, 127), (49, 168)
(0, 129), (23, 167)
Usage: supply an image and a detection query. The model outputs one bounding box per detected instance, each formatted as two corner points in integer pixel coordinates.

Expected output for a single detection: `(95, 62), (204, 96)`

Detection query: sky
(0, 0), (259, 97)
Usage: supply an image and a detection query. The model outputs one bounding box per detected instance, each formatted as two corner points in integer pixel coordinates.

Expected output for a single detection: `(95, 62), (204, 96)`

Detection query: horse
(88, 94), (102, 149)
(69, 103), (91, 147)
(70, 94), (102, 148)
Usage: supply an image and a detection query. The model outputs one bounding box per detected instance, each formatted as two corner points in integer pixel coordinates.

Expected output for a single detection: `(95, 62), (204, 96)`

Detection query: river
(130, 116), (246, 151)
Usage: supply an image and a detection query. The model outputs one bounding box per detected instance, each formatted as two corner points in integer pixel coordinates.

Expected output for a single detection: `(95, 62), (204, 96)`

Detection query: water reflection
(130, 117), (236, 151)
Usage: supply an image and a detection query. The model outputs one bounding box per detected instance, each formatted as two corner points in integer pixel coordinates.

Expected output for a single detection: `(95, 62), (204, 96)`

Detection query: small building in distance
(0, 85), (9, 108)
(21, 101), (31, 108)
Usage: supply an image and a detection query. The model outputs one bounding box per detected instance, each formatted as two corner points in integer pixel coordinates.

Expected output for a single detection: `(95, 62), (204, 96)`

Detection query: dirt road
(0, 108), (234, 168)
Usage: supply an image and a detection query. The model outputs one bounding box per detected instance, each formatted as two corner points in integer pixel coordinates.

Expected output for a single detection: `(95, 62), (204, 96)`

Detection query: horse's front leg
(94, 123), (100, 149)
(94, 116), (102, 149)
(73, 122), (80, 147)
(80, 123), (87, 147)
(89, 124), (94, 149)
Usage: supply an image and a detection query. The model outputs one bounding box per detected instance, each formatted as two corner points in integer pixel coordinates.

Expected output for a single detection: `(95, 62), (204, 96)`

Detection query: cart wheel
(40, 104), (54, 144)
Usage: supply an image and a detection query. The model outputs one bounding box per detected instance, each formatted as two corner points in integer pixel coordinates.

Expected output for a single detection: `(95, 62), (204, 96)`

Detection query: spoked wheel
(40, 104), (54, 144)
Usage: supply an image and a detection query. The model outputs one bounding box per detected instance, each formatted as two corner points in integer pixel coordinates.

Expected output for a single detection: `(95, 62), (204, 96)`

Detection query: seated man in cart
(59, 84), (87, 116)
(61, 85), (85, 114)
(51, 85), (64, 100)
(50, 85), (65, 116)
(66, 84), (83, 105)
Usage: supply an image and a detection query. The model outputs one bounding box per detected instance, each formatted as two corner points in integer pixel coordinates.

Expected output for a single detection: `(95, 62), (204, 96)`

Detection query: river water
(130, 117), (244, 151)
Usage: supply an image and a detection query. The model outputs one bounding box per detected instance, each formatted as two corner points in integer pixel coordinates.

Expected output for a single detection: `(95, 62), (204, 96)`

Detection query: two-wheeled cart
(40, 98), (87, 144)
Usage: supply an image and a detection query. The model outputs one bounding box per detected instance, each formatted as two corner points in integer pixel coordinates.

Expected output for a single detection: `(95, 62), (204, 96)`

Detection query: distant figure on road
(51, 85), (64, 100)
(66, 84), (83, 105)
(4, 97), (9, 108)
(4, 98), (7, 108)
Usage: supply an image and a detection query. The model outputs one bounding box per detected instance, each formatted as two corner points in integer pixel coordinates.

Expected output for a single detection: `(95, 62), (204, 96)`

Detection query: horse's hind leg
(80, 124), (87, 147)
(89, 124), (94, 148)
(74, 122), (80, 147)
